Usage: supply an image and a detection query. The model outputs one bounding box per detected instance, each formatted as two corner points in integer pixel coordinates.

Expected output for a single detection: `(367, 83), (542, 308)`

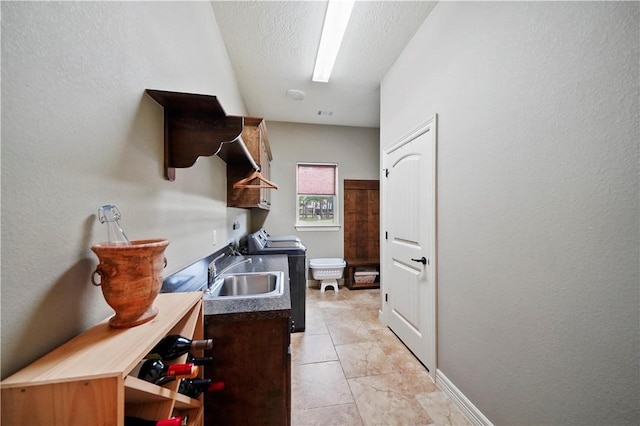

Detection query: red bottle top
(166, 363), (198, 378)
(156, 417), (186, 426)
(124, 415), (187, 426)
(208, 380), (225, 392)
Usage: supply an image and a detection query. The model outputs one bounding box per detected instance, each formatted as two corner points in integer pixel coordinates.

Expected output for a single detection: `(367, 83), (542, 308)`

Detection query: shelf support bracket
(146, 89), (245, 181)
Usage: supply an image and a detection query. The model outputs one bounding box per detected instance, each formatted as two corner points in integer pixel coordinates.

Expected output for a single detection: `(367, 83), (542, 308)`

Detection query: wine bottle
(98, 204), (130, 246)
(186, 353), (213, 366)
(147, 335), (213, 360)
(178, 378), (225, 398)
(137, 359), (199, 386)
(124, 416), (188, 426)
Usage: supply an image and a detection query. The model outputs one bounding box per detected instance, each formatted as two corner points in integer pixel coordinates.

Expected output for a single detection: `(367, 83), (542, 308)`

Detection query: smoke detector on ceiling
(286, 89), (306, 101)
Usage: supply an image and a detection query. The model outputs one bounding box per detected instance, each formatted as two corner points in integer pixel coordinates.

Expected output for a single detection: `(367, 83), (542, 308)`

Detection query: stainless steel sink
(204, 271), (284, 299)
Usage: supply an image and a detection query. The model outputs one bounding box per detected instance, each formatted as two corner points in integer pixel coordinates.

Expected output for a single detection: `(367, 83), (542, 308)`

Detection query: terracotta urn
(91, 239), (169, 328)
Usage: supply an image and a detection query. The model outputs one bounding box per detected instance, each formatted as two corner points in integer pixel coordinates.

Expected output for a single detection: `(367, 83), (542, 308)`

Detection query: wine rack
(1, 292), (204, 426)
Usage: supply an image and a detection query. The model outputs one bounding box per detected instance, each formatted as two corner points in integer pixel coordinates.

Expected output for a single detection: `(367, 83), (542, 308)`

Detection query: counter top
(202, 254), (291, 320)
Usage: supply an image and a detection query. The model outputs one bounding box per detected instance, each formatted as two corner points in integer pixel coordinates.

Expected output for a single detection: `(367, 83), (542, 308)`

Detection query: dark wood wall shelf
(146, 89), (254, 181)
(345, 259), (381, 290)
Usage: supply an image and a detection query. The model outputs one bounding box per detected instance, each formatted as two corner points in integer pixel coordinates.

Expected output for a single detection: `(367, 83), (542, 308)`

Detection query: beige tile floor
(291, 286), (471, 426)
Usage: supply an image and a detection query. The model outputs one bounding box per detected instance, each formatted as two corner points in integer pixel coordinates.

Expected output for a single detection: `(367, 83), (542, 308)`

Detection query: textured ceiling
(211, 1), (437, 128)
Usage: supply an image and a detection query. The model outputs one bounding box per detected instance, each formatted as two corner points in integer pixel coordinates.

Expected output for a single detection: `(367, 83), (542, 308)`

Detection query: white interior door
(382, 116), (436, 374)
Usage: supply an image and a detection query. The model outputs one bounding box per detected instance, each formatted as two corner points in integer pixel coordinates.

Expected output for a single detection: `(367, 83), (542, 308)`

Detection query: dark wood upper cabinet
(226, 117), (273, 210)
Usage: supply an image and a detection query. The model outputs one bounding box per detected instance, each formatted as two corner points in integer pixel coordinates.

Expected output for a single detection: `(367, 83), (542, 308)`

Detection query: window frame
(295, 162), (341, 231)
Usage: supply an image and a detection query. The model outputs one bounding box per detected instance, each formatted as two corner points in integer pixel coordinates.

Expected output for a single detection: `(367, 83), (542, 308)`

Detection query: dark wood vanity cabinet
(227, 117), (273, 210)
(203, 315), (291, 426)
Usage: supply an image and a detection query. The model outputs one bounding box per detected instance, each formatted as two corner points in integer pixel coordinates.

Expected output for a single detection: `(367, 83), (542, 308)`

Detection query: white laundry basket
(309, 258), (346, 292)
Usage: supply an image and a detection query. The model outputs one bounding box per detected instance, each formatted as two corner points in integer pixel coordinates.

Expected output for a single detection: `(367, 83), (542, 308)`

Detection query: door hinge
(384, 168), (389, 178)
(385, 293), (388, 302)
(385, 231), (388, 240)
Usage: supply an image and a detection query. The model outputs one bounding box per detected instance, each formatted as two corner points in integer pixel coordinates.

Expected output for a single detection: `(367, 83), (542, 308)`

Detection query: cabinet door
(203, 317), (290, 425)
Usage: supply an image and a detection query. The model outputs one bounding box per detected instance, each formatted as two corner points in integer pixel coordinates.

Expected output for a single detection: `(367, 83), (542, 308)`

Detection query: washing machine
(245, 229), (306, 332)
(255, 227), (300, 244)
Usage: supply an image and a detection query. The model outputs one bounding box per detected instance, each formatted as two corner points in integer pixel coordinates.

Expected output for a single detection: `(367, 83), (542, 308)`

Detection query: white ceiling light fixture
(312, 0), (355, 83)
(286, 89), (306, 101)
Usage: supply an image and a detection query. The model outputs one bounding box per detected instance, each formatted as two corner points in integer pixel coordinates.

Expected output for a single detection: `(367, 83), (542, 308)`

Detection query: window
(296, 163), (340, 231)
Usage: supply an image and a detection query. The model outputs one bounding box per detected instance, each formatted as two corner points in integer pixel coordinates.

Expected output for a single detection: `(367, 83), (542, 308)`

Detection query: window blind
(297, 164), (336, 195)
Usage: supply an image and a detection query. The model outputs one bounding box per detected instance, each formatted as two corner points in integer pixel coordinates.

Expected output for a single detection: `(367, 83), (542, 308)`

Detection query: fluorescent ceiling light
(312, 0), (355, 83)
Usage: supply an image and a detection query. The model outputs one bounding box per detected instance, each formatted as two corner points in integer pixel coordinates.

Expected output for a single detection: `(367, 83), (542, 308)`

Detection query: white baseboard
(436, 369), (493, 426)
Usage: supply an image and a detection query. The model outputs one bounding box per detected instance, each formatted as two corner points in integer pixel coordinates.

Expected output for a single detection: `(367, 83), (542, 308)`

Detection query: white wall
(381, 2), (639, 425)
(1, 1), (250, 378)
(258, 121), (380, 266)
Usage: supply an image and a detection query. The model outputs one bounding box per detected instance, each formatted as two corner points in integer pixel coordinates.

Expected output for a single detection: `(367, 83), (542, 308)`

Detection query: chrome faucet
(207, 253), (224, 288)
(207, 256), (253, 289)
